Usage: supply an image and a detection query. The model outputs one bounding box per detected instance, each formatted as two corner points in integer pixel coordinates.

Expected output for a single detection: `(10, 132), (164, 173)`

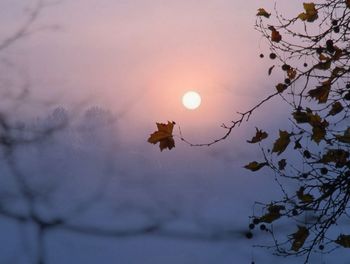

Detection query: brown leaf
(308, 81), (331, 103)
(276, 83), (287, 93)
(259, 205), (285, 223)
(287, 68), (297, 80)
(347, 0), (350, 8)
(291, 226), (309, 252)
(272, 130), (290, 155)
(278, 159), (286, 170)
(271, 29), (282, 42)
(298, 3), (318, 22)
(335, 234), (350, 248)
(148, 121), (176, 151)
(296, 187), (314, 203)
(268, 65), (275, 76)
(256, 8), (271, 18)
(320, 149), (349, 166)
(247, 128), (268, 143)
(244, 161), (267, 171)
(328, 102), (343, 116)
(335, 127), (350, 143)
(315, 60), (331, 70)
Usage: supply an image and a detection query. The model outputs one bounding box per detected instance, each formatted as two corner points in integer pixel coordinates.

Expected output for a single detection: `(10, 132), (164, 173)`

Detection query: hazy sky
(0, 1), (348, 264)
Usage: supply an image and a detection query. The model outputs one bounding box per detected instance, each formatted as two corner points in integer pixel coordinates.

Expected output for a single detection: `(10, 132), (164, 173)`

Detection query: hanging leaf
(268, 65), (275, 75)
(308, 113), (328, 144)
(298, 3), (318, 22)
(320, 149), (349, 166)
(315, 60), (331, 70)
(272, 130), (291, 155)
(328, 102), (343, 116)
(278, 159), (287, 170)
(308, 81), (331, 103)
(247, 128), (268, 143)
(296, 187), (314, 203)
(268, 26), (282, 42)
(257, 8), (271, 18)
(291, 226), (309, 251)
(335, 127), (350, 143)
(346, 0), (350, 8)
(259, 205), (285, 223)
(148, 121), (176, 151)
(276, 83), (287, 93)
(244, 161), (268, 171)
(293, 110), (310, 123)
(335, 234), (350, 248)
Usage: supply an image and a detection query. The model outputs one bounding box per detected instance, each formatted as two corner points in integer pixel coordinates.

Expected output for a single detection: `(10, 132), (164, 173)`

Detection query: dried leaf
(257, 8), (271, 18)
(298, 3), (318, 22)
(148, 121), (176, 151)
(320, 149), (349, 166)
(271, 29), (282, 42)
(276, 83), (287, 93)
(268, 65), (275, 75)
(278, 159), (287, 170)
(296, 187), (314, 203)
(259, 205), (285, 223)
(287, 68), (297, 80)
(247, 128), (268, 143)
(244, 161), (267, 171)
(272, 130), (290, 155)
(335, 128), (350, 143)
(308, 81), (331, 103)
(335, 234), (350, 248)
(328, 102), (343, 116)
(291, 226), (309, 251)
(315, 60), (331, 70)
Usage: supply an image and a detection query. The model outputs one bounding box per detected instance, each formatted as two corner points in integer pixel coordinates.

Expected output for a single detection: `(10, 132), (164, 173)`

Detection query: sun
(182, 91), (201, 110)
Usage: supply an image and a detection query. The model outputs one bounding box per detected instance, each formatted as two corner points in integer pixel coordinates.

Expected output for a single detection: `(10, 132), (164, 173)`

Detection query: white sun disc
(182, 91), (201, 110)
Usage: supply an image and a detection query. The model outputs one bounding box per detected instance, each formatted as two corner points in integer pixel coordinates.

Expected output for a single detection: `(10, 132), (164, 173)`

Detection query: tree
(149, 1), (350, 263)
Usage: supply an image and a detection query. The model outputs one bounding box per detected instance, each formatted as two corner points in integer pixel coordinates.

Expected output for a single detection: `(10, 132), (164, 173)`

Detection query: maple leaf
(247, 127), (268, 143)
(272, 130), (290, 155)
(308, 81), (331, 103)
(148, 121), (176, 151)
(257, 8), (271, 18)
(291, 226), (309, 252)
(298, 3), (318, 22)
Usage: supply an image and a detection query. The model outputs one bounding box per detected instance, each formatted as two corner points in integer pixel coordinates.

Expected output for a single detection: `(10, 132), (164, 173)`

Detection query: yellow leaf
(148, 121), (176, 151)
(336, 234), (350, 248)
(244, 161), (267, 171)
(247, 128), (268, 143)
(291, 226), (309, 251)
(272, 130), (290, 155)
(256, 8), (271, 18)
(298, 3), (318, 22)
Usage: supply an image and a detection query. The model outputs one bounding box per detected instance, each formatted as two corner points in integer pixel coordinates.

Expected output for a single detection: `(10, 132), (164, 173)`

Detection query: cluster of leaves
(246, 1), (350, 262)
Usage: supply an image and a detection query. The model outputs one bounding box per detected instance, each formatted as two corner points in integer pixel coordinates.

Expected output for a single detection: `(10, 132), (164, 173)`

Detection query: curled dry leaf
(257, 8), (271, 18)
